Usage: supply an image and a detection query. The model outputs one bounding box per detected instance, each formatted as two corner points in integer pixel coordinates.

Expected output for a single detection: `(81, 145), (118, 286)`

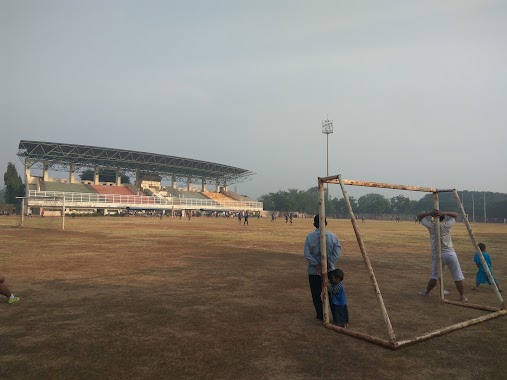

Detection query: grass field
(1, 215), (506, 379)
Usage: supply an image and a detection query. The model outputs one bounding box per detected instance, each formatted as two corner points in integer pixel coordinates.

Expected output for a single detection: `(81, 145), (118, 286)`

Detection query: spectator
(304, 215), (342, 320)
(472, 242), (503, 292)
(328, 269), (349, 327)
(418, 209), (468, 302)
(0, 275), (20, 305)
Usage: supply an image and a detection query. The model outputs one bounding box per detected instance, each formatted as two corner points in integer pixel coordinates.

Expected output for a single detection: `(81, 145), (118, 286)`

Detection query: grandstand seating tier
(126, 184), (142, 195)
(162, 187), (183, 197)
(221, 190), (255, 202)
(202, 191), (235, 203)
(180, 191), (208, 200)
(91, 185), (134, 195)
(42, 182), (97, 193)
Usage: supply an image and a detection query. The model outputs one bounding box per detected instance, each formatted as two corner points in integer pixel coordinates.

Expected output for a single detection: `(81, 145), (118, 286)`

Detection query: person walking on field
(304, 215), (341, 320)
(0, 274), (20, 304)
(418, 209), (468, 302)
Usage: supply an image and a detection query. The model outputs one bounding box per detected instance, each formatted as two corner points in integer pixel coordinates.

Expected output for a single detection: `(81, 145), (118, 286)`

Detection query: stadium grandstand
(17, 140), (262, 216)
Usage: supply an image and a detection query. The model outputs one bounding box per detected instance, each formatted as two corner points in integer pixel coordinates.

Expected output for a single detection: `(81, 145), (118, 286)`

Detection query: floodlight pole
(322, 119), (333, 203)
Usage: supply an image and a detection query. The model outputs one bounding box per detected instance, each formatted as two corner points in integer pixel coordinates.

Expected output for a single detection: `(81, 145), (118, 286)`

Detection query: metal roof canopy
(17, 140), (254, 185)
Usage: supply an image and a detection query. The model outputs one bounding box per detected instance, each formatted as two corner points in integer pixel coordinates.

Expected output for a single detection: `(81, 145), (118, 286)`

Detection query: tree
(389, 195), (413, 214)
(416, 192), (464, 213)
(257, 186), (322, 214)
(3, 162), (24, 204)
(258, 186), (507, 221)
(488, 200), (507, 220)
(329, 196), (357, 218)
(357, 193), (389, 214)
(298, 187), (321, 215)
(259, 191), (289, 211)
(80, 169), (131, 184)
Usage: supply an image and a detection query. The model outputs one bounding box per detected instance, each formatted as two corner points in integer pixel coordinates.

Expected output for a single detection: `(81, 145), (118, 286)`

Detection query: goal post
(317, 174), (507, 350)
(18, 194), (66, 231)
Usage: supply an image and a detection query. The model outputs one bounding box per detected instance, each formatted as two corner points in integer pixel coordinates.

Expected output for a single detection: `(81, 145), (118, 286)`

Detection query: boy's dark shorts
(331, 304), (349, 327)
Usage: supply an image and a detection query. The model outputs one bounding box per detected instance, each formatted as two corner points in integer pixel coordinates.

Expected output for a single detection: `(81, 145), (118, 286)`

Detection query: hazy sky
(2, 1), (506, 200)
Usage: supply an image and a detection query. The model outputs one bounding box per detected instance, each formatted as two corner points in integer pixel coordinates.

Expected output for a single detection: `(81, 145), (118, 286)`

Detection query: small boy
(328, 269), (349, 327)
(0, 275), (20, 304)
(473, 243), (503, 292)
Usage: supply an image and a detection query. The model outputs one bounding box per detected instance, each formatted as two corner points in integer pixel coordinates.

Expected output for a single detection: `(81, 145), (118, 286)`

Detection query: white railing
(28, 190), (263, 211)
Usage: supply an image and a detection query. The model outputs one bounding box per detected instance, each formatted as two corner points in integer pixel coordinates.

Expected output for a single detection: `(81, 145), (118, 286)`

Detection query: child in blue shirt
(472, 243), (503, 292)
(328, 269), (349, 327)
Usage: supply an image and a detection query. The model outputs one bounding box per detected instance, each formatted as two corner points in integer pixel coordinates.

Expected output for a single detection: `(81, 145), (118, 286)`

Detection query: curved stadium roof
(17, 140), (254, 185)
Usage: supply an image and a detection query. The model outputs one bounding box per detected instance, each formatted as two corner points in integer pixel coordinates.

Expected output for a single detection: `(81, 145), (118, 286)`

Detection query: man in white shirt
(418, 209), (467, 302)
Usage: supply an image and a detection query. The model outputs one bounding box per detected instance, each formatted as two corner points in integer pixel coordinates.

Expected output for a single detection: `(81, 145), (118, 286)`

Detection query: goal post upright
(433, 192), (446, 302)
(317, 180), (331, 324)
(20, 197), (25, 227)
(16, 196), (28, 228)
(316, 174), (507, 349)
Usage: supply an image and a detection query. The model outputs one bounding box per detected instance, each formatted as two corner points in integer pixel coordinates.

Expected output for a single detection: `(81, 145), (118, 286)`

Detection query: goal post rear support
(317, 174), (506, 350)
(335, 176), (397, 342)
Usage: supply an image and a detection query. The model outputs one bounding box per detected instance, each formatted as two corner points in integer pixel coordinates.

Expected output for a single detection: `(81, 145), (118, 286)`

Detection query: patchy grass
(1, 215), (506, 379)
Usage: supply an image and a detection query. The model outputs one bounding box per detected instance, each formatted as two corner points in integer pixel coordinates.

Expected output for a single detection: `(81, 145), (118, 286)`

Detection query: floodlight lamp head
(322, 120), (333, 134)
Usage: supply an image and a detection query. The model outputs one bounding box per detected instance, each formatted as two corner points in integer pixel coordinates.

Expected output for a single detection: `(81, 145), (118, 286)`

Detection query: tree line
(3, 162), (507, 221)
(258, 187), (507, 221)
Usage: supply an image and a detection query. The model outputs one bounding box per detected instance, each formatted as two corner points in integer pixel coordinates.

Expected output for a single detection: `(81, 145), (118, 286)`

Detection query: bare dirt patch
(1, 216), (506, 379)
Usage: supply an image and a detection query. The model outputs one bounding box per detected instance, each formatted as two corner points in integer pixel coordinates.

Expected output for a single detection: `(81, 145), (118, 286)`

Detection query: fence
(28, 190), (263, 211)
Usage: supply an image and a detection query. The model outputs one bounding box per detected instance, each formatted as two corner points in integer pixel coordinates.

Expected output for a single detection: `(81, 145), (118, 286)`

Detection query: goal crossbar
(317, 175), (506, 350)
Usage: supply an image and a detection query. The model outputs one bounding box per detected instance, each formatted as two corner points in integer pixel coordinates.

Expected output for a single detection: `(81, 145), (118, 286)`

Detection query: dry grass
(1, 215), (506, 380)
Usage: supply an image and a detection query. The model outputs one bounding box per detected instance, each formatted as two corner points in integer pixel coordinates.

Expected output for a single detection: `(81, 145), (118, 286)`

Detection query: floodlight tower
(322, 119), (333, 202)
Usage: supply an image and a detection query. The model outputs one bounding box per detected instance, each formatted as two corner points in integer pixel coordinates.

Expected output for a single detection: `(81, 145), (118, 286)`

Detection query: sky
(2, 0), (506, 201)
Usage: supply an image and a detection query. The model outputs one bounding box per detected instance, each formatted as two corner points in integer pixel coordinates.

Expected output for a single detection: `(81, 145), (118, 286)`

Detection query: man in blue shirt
(304, 215), (342, 320)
